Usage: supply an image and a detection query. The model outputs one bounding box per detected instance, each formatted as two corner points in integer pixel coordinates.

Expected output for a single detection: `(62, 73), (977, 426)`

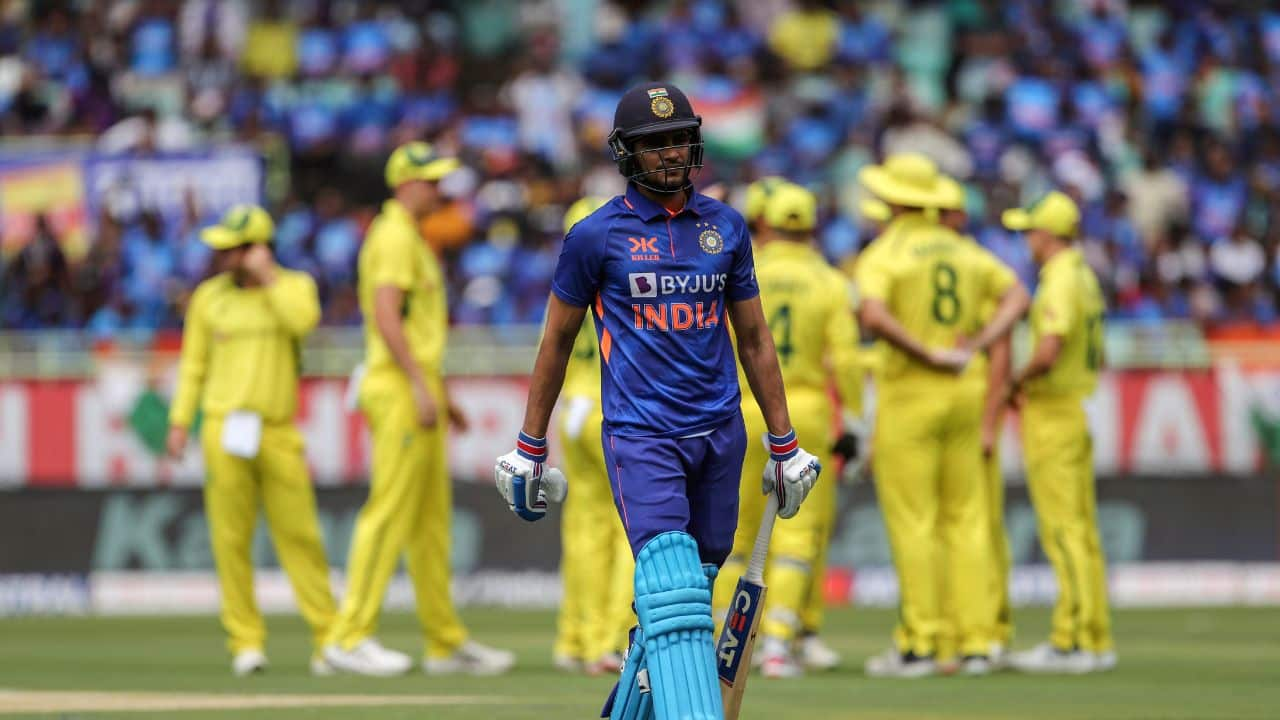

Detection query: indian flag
(694, 84), (766, 161)
(647, 88), (668, 98)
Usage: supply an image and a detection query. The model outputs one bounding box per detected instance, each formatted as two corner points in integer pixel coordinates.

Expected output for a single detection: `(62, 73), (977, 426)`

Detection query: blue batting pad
(603, 626), (653, 720)
(633, 531), (723, 720)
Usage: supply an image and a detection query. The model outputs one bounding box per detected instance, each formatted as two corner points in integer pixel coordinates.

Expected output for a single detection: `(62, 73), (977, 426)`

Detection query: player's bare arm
(1007, 334), (1064, 408)
(373, 285), (436, 428)
(728, 296), (792, 435)
(981, 333), (1012, 456)
(520, 295), (588, 438)
(965, 283), (1031, 354)
(858, 297), (969, 372)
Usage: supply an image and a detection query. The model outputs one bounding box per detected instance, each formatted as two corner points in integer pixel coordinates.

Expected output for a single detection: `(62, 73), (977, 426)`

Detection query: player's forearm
(858, 301), (933, 366)
(374, 292), (428, 389)
(169, 306), (207, 428)
(969, 284), (1030, 353)
(982, 335), (1011, 432)
(521, 329), (576, 438)
(739, 338), (792, 435)
(1014, 335), (1062, 386)
(169, 369), (203, 429)
(263, 274), (320, 337)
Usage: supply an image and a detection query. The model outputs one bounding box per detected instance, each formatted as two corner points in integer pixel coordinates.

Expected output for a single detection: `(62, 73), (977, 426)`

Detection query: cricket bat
(715, 493), (778, 720)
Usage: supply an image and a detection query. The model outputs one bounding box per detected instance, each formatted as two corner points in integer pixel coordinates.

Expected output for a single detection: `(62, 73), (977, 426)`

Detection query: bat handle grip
(744, 493), (778, 584)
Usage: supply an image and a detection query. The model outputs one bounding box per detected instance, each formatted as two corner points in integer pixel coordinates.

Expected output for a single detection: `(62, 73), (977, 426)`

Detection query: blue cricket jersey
(552, 183), (759, 438)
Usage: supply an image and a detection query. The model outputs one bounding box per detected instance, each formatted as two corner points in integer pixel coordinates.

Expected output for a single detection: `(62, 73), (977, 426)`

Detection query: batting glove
(761, 429), (821, 519)
(494, 432), (568, 522)
(831, 411), (870, 485)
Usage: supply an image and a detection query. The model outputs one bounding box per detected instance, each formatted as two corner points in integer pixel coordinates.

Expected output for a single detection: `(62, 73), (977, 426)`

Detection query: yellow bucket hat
(744, 175), (789, 223)
(1001, 191), (1080, 238)
(858, 153), (949, 208)
(199, 204), (275, 250)
(563, 195), (609, 233)
(764, 182), (817, 232)
(385, 141), (461, 189)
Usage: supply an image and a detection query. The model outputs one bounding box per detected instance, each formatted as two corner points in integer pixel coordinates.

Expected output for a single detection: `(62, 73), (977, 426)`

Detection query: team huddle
(168, 80), (1114, 718)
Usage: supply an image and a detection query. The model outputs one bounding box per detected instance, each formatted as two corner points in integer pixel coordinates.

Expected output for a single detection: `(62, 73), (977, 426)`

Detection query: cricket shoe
(988, 643), (1009, 671)
(864, 648), (938, 678)
(585, 652), (624, 676)
(1091, 650), (1118, 672)
(424, 640), (516, 676)
(759, 638), (803, 679)
(231, 649), (267, 677)
(552, 653), (583, 673)
(1007, 643), (1094, 674)
(959, 655), (992, 676)
(310, 654), (336, 677)
(323, 639), (413, 676)
(799, 634), (841, 671)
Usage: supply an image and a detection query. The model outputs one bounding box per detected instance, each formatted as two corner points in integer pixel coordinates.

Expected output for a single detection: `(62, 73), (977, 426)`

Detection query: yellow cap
(564, 195), (609, 234)
(384, 141), (461, 188)
(935, 177), (966, 211)
(1001, 191), (1080, 238)
(859, 197), (891, 223)
(744, 176), (788, 223)
(199, 204), (274, 250)
(764, 183), (817, 232)
(858, 153), (949, 208)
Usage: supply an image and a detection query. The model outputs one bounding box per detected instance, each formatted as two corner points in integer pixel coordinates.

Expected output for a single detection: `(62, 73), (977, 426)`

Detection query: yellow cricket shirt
(855, 214), (1016, 388)
(1026, 247), (1105, 398)
(170, 268), (320, 427)
(358, 199), (447, 377)
(740, 240), (862, 414)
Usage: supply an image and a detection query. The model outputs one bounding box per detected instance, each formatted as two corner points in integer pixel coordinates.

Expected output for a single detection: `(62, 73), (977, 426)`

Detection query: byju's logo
(629, 272), (657, 298)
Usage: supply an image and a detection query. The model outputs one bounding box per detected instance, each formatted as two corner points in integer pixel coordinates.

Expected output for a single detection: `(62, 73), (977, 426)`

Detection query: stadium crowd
(2, 0), (1280, 335)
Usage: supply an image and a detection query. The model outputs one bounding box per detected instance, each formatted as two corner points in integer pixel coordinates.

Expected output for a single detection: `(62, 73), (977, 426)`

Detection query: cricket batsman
(553, 196), (636, 675)
(855, 154), (1028, 678)
(324, 142), (515, 676)
(494, 82), (821, 720)
(714, 182), (865, 677)
(167, 204), (336, 676)
(1002, 191), (1116, 674)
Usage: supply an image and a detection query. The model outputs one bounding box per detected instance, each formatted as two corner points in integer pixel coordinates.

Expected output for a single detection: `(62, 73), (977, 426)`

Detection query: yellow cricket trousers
(553, 400), (635, 663)
(327, 370), (468, 658)
(987, 449), (1013, 647)
(875, 381), (991, 658)
(201, 417), (336, 656)
(1021, 393), (1112, 653)
(939, 447), (1011, 661)
(714, 388), (834, 643)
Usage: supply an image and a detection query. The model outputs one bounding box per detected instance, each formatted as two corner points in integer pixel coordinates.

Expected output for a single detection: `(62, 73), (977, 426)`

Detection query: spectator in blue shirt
(120, 211), (177, 327)
(130, 3), (177, 76)
(1191, 142), (1248, 243)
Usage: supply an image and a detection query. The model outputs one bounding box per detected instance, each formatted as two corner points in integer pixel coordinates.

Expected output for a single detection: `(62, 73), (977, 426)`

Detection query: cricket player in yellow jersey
(743, 176), (788, 238)
(167, 204), (336, 677)
(933, 178), (1016, 666)
(713, 183), (865, 678)
(854, 154), (1028, 678)
(1002, 191), (1115, 674)
(552, 196), (635, 675)
(324, 142), (515, 677)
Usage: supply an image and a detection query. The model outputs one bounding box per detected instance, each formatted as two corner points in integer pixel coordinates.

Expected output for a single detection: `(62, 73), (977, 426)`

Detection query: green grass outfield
(2, 607), (1278, 719)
